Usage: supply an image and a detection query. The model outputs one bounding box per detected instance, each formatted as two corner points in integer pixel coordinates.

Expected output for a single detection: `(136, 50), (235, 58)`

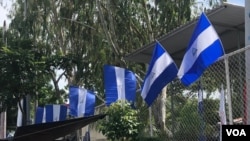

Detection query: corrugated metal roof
(6, 114), (106, 141)
(124, 3), (245, 67)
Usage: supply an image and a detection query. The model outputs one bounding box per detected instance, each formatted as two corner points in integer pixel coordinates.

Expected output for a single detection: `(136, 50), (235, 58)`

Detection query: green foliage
(175, 99), (201, 141)
(98, 100), (142, 141)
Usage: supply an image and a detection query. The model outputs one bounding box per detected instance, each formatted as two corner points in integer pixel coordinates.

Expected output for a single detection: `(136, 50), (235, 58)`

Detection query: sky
(0, 0), (13, 28)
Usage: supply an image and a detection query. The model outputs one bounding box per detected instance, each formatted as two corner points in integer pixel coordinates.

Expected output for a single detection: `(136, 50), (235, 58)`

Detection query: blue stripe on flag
(103, 65), (136, 106)
(177, 12), (224, 86)
(141, 42), (178, 107)
(69, 86), (79, 117)
(35, 107), (44, 124)
(59, 105), (67, 121)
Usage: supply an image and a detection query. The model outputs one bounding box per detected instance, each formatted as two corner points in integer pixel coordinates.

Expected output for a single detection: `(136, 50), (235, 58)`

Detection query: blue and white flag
(35, 104), (67, 124)
(141, 42), (178, 107)
(177, 12), (224, 86)
(103, 65), (136, 106)
(45, 104), (67, 122)
(69, 86), (96, 117)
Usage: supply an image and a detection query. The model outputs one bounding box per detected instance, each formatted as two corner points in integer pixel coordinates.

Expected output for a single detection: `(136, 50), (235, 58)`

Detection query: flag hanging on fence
(141, 42), (178, 107)
(177, 12), (225, 86)
(45, 104), (67, 122)
(69, 86), (96, 117)
(35, 104), (67, 124)
(219, 84), (227, 125)
(103, 65), (137, 106)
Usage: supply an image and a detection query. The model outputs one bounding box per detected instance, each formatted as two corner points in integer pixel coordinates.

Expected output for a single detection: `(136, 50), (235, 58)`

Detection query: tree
(98, 100), (141, 141)
(0, 37), (54, 125)
(4, 0), (224, 137)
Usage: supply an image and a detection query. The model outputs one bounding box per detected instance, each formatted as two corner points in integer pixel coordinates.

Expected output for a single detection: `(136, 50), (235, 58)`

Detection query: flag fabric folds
(103, 65), (136, 106)
(219, 84), (226, 125)
(35, 104), (67, 124)
(177, 12), (225, 86)
(141, 42), (178, 107)
(69, 86), (96, 117)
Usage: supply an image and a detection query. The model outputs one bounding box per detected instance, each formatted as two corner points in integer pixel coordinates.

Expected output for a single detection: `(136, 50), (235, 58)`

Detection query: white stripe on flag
(78, 88), (87, 117)
(115, 67), (125, 100)
(42, 108), (46, 123)
(53, 105), (60, 122)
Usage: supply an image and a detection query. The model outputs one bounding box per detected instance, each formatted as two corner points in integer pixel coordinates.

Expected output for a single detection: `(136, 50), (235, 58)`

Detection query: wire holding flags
(103, 65), (137, 106)
(177, 12), (225, 86)
(141, 41), (178, 107)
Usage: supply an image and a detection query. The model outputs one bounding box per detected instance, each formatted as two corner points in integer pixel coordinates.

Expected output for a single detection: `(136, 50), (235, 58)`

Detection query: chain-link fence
(167, 46), (250, 141)
(88, 46), (250, 141)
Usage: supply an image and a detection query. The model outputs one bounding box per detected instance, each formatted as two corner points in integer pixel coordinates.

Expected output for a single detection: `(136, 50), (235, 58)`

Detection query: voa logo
(226, 129), (246, 136)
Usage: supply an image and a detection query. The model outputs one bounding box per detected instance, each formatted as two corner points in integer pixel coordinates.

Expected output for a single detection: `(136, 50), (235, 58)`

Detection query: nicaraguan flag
(69, 86), (96, 117)
(177, 12), (224, 86)
(35, 104), (67, 124)
(141, 42), (178, 107)
(103, 65), (136, 106)
(45, 104), (67, 122)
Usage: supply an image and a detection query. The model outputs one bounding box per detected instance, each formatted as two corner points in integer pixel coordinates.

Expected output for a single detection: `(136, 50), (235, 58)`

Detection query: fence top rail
(219, 45), (250, 61)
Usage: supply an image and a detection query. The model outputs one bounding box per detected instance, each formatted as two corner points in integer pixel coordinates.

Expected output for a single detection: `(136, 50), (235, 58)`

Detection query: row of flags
(103, 12), (224, 107)
(33, 86), (96, 124)
(30, 12), (226, 126)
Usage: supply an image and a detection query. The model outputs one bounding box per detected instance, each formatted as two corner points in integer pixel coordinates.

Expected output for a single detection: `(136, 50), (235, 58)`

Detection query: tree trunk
(152, 86), (172, 137)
